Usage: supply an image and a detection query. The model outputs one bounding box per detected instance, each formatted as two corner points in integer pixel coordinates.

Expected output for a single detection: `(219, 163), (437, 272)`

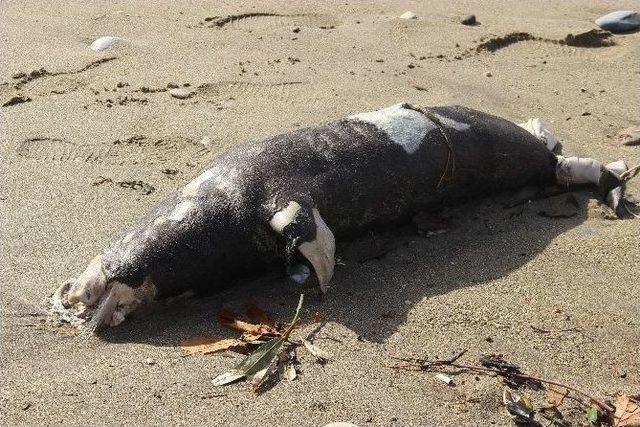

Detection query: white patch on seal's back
(348, 103), (436, 154)
(168, 200), (194, 221)
(182, 170), (215, 197)
(431, 113), (471, 131)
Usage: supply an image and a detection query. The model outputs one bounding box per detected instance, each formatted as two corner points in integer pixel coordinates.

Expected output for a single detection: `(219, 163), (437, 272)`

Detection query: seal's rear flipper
(600, 160), (628, 218)
(269, 201), (336, 292)
(555, 156), (629, 218)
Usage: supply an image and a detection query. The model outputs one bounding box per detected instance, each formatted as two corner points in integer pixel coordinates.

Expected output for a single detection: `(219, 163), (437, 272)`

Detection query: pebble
(399, 11), (417, 20)
(485, 72), (492, 77)
(143, 357), (155, 365)
(200, 136), (212, 147)
(595, 10), (640, 33)
(169, 88), (193, 99)
(166, 82), (179, 89)
(461, 14), (476, 25)
(616, 127), (640, 146)
(90, 36), (124, 52)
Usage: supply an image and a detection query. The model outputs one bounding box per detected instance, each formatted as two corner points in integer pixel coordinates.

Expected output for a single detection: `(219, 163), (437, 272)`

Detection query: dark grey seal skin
(62, 103), (625, 328)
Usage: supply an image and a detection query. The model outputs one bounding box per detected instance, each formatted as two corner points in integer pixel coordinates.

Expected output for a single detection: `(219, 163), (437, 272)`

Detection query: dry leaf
(614, 394), (640, 427)
(545, 385), (568, 407)
(219, 307), (280, 337)
(180, 337), (247, 356)
(302, 339), (331, 362)
(283, 362), (297, 381)
(244, 302), (272, 325)
(212, 370), (245, 386)
(213, 295), (305, 391)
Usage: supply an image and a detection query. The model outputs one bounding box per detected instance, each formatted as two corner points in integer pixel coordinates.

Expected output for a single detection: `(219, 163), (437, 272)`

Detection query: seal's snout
(67, 255), (107, 306)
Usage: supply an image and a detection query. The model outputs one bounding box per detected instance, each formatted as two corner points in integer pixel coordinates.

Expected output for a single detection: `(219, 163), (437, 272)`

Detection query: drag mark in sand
(474, 29), (615, 53)
(200, 12), (339, 29)
(10, 57), (117, 89)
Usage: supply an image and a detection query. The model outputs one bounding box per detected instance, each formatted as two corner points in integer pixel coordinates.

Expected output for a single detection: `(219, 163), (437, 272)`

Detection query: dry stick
(620, 163), (640, 182)
(390, 359), (614, 413)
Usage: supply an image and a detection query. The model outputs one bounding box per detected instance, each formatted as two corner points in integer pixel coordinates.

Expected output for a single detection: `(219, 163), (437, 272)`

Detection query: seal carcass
(59, 103), (628, 328)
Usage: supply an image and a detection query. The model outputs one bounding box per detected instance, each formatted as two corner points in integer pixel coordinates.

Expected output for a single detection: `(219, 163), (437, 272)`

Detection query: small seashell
(169, 88), (193, 99)
(399, 11), (417, 20)
(90, 36), (124, 52)
(200, 136), (212, 147)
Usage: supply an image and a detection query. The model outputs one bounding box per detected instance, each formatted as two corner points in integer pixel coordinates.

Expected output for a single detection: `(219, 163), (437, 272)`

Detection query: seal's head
(62, 255), (155, 329)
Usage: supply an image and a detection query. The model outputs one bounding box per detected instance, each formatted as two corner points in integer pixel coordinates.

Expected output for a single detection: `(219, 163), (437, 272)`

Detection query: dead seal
(56, 103), (630, 329)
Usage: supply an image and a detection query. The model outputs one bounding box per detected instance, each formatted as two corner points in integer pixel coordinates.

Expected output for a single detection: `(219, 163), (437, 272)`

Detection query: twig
(391, 358), (614, 413)
(530, 325), (583, 334)
(620, 163), (640, 182)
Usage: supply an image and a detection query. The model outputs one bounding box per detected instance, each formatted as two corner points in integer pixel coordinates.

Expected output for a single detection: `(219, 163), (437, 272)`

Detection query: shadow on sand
(97, 190), (598, 346)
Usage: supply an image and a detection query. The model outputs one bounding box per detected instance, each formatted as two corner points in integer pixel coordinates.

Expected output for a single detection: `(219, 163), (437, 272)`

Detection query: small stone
(616, 127), (640, 146)
(12, 72), (26, 79)
(21, 402), (31, 411)
(166, 82), (179, 89)
(580, 87), (587, 93)
(461, 14), (476, 25)
(292, 27), (300, 33)
(595, 10), (640, 33)
(485, 72), (492, 77)
(200, 136), (212, 147)
(169, 88), (193, 99)
(144, 357), (155, 365)
(399, 11), (417, 20)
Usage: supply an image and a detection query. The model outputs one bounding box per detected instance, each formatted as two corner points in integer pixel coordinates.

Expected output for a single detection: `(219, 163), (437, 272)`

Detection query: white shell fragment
(399, 11), (417, 20)
(435, 373), (454, 385)
(169, 88), (193, 99)
(90, 36), (124, 52)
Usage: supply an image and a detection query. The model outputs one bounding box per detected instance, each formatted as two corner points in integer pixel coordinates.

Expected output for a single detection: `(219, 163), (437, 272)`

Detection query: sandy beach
(1, 1), (639, 426)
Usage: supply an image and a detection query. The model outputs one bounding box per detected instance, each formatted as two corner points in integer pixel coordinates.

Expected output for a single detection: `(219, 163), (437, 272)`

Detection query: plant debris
(181, 294), (328, 391)
(613, 394), (640, 427)
(212, 294), (305, 390)
(503, 388), (535, 424)
(180, 337), (247, 356)
(391, 352), (623, 425)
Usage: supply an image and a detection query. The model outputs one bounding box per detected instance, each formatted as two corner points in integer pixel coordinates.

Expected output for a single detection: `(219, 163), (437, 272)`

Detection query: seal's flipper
(269, 201), (336, 292)
(601, 160), (627, 217)
(555, 156), (628, 217)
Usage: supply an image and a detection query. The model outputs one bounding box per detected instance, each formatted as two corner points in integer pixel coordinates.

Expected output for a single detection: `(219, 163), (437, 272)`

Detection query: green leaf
(212, 294), (305, 389)
(586, 406), (600, 424)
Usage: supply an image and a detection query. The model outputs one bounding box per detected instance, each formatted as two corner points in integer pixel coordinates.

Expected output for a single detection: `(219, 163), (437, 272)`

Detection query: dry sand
(1, 1), (639, 426)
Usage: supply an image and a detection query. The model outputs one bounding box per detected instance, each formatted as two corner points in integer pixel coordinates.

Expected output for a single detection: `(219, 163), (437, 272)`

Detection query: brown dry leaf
(180, 337), (247, 356)
(219, 307), (280, 337)
(244, 302), (272, 325)
(545, 385), (568, 407)
(614, 394), (640, 427)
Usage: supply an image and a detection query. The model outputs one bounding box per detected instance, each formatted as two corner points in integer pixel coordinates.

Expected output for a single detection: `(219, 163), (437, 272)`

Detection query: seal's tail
(519, 117), (629, 217)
